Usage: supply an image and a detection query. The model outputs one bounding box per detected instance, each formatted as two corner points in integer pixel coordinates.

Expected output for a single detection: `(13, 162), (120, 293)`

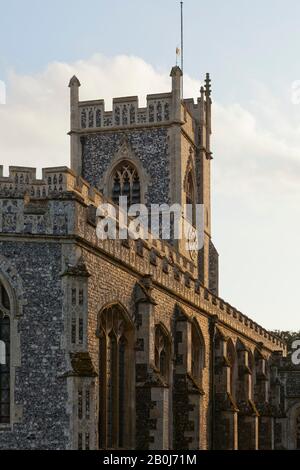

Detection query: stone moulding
(0, 254), (26, 317)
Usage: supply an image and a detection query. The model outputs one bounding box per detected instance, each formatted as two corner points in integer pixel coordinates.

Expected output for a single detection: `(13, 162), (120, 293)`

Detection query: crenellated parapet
(0, 166), (285, 352)
(0, 166), (104, 204)
(78, 93), (172, 130)
(0, 166), (72, 199)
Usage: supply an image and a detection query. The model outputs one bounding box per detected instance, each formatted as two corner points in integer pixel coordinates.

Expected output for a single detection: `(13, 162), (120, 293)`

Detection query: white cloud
(0, 80), (6, 105)
(213, 101), (300, 200)
(1, 52), (300, 195)
(0, 54), (200, 173)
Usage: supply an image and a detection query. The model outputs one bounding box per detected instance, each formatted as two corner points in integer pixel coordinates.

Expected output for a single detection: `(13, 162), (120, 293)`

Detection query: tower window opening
(111, 162), (141, 205)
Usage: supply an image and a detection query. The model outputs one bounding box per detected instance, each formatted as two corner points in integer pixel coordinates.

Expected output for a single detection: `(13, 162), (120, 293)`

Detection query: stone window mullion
(111, 162), (141, 206)
(99, 333), (108, 449)
(154, 325), (170, 383)
(99, 305), (133, 450)
(118, 336), (127, 448)
(107, 333), (113, 448)
(190, 322), (205, 388)
(113, 335), (120, 449)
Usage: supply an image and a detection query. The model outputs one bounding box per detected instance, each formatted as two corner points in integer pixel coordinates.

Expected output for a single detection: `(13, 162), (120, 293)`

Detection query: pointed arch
(253, 348), (269, 404)
(227, 338), (237, 399)
(236, 339), (255, 403)
(183, 148), (196, 193)
(191, 318), (206, 366)
(154, 322), (172, 383)
(0, 254), (25, 317)
(97, 303), (135, 449)
(100, 139), (150, 204)
(174, 303), (189, 321)
(96, 300), (135, 336)
(184, 150), (197, 226)
(190, 319), (206, 387)
(111, 160), (141, 205)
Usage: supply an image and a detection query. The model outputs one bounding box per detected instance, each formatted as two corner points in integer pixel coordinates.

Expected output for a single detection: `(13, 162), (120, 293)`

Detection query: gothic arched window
(154, 325), (170, 382)
(227, 339), (237, 399)
(0, 283), (10, 424)
(186, 171), (196, 226)
(253, 349), (268, 404)
(98, 305), (133, 449)
(191, 322), (205, 386)
(111, 161), (141, 206)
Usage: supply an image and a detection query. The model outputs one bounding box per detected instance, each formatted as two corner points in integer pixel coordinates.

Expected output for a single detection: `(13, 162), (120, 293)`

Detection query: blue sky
(1, 0), (300, 330)
(2, 0), (300, 102)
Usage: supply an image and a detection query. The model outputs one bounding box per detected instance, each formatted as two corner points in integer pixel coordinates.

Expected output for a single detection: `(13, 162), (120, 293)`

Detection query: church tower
(68, 67), (219, 295)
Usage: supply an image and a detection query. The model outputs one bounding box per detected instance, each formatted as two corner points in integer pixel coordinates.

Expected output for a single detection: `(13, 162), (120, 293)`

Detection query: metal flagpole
(181, 1), (184, 98)
(181, 2), (184, 73)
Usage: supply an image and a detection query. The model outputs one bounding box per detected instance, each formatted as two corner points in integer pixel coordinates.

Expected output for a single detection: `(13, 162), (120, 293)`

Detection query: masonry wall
(81, 244), (212, 450)
(279, 366), (300, 449)
(0, 166), (287, 450)
(77, 239), (287, 451)
(82, 128), (170, 206)
(0, 240), (69, 450)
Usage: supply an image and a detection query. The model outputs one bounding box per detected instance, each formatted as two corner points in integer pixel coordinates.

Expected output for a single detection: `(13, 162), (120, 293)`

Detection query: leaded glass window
(99, 305), (133, 449)
(186, 171), (196, 226)
(191, 323), (204, 386)
(111, 162), (141, 205)
(227, 340), (236, 398)
(154, 325), (170, 383)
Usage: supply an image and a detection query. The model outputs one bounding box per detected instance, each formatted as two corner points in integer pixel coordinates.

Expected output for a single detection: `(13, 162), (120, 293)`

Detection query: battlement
(0, 166), (286, 352)
(68, 67), (212, 135)
(0, 166), (78, 199)
(78, 92), (172, 129)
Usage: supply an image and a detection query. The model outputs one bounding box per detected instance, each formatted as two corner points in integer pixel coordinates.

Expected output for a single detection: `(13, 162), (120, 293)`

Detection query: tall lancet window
(111, 161), (141, 205)
(191, 322), (205, 386)
(154, 325), (170, 383)
(0, 283), (10, 424)
(186, 172), (196, 226)
(227, 340), (237, 399)
(98, 305), (133, 449)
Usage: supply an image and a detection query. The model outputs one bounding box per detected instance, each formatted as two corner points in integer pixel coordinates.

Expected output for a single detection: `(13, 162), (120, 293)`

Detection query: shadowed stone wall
(0, 242), (69, 450)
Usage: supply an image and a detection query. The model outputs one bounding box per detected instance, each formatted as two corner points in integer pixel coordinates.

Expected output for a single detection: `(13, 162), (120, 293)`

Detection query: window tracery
(111, 161), (141, 205)
(98, 305), (133, 449)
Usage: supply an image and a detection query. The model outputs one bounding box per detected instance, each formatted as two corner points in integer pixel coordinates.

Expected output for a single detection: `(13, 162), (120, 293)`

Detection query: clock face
(187, 226), (198, 261)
